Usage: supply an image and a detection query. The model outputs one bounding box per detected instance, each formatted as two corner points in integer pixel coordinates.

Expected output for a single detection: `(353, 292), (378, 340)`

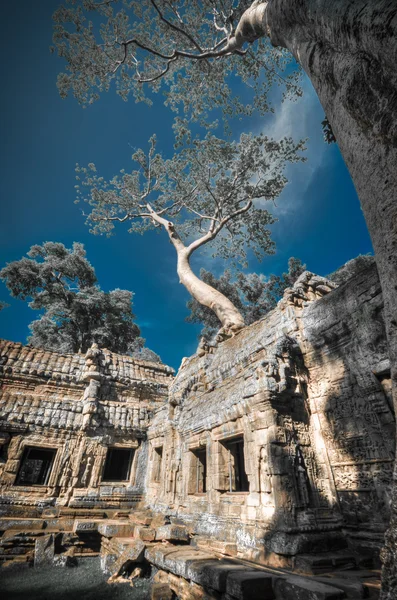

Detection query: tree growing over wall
(187, 257), (306, 341)
(0, 241), (159, 360)
(76, 134), (305, 338)
(53, 5), (397, 594)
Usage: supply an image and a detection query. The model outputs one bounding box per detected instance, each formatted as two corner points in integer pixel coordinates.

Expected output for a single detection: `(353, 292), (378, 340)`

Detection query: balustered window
(16, 446), (57, 486)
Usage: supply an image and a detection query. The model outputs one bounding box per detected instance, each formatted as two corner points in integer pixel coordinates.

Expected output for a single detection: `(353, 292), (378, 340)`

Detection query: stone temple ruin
(0, 257), (394, 599)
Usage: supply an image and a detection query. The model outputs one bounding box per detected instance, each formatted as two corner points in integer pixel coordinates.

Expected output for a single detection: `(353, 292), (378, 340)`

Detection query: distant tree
(77, 134), (305, 339)
(186, 257), (306, 341)
(0, 242), (159, 359)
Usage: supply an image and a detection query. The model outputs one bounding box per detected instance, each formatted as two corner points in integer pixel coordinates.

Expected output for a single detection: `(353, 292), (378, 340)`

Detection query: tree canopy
(187, 257), (306, 341)
(0, 241), (160, 360)
(76, 132), (305, 336)
(53, 0), (302, 124)
(77, 133), (305, 266)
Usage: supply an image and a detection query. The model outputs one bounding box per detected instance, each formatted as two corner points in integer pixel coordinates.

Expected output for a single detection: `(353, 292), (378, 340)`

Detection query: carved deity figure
(294, 445), (311, 508)
(259, 446), (272, 494)
(81, 456), (93, 487)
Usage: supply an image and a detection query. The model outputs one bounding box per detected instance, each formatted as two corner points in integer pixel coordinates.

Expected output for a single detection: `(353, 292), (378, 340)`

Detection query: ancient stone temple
(0, 257), (394, 599)
(0, 340), (173, 509)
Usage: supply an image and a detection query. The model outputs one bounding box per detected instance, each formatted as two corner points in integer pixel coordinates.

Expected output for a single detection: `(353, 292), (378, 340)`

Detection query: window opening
(222, 437), (249, 492)
(16, 446), (57, 486)
(102, 447), (134, 482)
(152, 446), (163, 483)
(189, 447), (207, 494)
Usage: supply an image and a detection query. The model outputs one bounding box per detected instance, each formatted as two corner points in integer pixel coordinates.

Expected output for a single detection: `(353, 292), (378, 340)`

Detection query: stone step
(226, 571), (274, 600)
(295, 551), (357, 574)
(313, 576), (369, 598)
(274, 576), (345, 600)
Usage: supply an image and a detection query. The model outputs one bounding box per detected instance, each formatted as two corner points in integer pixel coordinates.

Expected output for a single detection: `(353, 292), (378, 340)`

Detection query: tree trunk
(176, 247), (245, 337)
(147, 208), (245, 337)
(239, 1), (397, 596)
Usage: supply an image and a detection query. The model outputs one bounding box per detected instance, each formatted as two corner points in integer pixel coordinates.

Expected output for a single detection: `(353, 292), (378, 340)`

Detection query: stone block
(0, 518), (44, 531)
(151, 582), (175, 600)
(208, 541), (237, 557)
(273, 576), (345, 600)
(73, 519), (102, 533)
(53, 549), (78, 568)
(34, 533), (55, 567)
(294, 552), (356, 574)
(226, 571), (274, 600)
(246, 506), (257, 520)
(146, 545), (213, 580)
(314, 577), (368, 598)
(97, 520), (135, 538)
(118, 538), (146, 563)
(187, 559), (255, 593)
(100, 552), (118, 574)
(134, 525), (156, 541)
(246, 493), (260, 507)
(155, 524), (190, 542)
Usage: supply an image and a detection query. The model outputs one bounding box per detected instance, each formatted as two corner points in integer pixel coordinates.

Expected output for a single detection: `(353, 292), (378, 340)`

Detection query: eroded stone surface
(0, 258), (391, 598)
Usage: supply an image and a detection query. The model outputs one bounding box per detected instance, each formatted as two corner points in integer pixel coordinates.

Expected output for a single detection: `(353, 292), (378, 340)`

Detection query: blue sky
(0, 1), (373, 370)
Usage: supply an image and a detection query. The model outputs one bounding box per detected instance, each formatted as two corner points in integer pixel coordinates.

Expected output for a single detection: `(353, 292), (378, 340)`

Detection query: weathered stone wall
(0, 341), (173, 511)
(0, 257), (394, 574)
(145, 259), (395, 563)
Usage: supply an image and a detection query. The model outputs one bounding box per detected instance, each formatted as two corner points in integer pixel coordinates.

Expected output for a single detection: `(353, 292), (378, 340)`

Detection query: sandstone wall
(145, 260), (394, 562)
(0, 341), (173, 511)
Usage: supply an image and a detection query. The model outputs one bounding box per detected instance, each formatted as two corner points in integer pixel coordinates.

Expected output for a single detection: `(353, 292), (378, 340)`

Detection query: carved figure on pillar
(259, 445), (274, 510)
(81, 343), (103, 430)
(294, 444), (311, 508)
(81, 456), (93, 487)
(259, 446), (272, 493)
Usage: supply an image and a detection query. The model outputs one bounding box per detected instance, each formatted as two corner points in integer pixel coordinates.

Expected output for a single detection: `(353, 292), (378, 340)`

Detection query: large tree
(187, 257), (306, 341)
(0, 241), (159, 360)
(76, 133), (305, 338)
(53, 2), (397, 596)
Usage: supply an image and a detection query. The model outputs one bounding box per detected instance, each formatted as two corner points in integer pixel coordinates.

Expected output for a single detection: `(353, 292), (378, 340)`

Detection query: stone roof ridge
(280, 270), (338, 307)
(0, 338), (174, 384)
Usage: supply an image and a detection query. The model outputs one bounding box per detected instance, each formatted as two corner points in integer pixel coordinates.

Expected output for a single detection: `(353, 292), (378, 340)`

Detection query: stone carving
(294, 445), (311, 508)
(0, 258), (394, 574)
(81, 456), (93, 487)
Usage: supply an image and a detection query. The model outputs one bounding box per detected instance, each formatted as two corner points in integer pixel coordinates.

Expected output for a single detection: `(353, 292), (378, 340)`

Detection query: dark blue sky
(0, 1), (373, 370)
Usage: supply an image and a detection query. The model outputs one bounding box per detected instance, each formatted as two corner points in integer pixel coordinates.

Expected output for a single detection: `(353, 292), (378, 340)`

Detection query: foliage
(0, 242), (159, 359)
(0, 301), (9, 312)
(186, 257), (306, 340)
(76, 133), (306, 268)
(321, 116), (336, 144)
(52, 0), (302, 124)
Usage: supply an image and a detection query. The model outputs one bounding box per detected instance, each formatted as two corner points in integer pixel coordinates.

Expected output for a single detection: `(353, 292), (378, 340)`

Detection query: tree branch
(186, 199), (252, 256)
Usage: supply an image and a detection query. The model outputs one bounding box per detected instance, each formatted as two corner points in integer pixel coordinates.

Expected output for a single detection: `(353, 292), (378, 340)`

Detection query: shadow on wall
(298, 264), (396, 562)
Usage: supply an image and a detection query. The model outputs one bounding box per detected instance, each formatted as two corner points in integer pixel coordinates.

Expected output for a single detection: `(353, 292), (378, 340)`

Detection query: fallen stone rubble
(0, 508), (380, 599)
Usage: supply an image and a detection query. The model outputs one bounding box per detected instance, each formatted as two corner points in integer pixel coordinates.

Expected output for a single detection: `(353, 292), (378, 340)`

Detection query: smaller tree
(186, 257), (306, 341)
(0, 242), (158, 358)
(77, 133), (305, 338)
